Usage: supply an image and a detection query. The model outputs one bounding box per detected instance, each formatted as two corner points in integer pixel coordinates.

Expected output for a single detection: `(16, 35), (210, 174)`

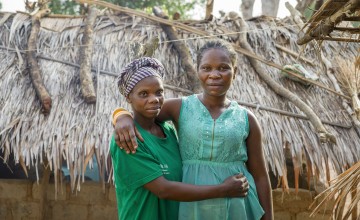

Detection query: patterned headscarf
(117, 57), (165, 96)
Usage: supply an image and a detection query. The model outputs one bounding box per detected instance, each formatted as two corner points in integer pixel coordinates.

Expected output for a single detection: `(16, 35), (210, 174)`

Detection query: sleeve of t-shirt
(110, 136), (163, 191)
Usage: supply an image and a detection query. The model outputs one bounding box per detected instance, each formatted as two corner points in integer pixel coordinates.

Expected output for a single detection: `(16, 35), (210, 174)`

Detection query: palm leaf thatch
(310, 161), (360, 219)
(0, 8), (359, 195)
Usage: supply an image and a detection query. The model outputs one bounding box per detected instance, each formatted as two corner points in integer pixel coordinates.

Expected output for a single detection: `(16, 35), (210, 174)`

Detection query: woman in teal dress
(113, 41), (273, 220)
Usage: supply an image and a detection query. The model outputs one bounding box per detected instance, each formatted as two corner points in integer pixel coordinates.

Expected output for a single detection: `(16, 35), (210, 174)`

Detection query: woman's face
(127, 76), (164, 120)
(198, 48), (237, 97)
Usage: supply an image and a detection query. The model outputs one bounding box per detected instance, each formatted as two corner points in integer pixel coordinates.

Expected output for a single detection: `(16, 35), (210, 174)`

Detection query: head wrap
(117, 57), (165, 96)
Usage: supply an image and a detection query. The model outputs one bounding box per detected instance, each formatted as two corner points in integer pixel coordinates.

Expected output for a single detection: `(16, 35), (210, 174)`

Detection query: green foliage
(0, 2), (2, 10)
(48, 0), (205, 19)
(109, 0), (205, 18)
(303, 1), (316, 21)
(49, 0), (81, 15)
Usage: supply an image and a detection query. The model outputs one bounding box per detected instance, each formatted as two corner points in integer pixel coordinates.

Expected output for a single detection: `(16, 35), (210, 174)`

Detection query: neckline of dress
(135, 121), (168, 140)
(194, 94), (234, 121)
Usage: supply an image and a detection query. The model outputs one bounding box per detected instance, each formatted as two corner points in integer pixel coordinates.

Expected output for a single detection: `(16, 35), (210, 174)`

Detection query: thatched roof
(0, 11), (359, 191)
(298, 0), (360, 45)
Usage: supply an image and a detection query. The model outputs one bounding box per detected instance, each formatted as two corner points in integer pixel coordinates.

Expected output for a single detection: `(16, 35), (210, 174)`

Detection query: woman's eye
(156, 90), (164, 96)
(139, 92), (147, 97)
(201, 66), (210, 71)
(219, 66), (230, 71)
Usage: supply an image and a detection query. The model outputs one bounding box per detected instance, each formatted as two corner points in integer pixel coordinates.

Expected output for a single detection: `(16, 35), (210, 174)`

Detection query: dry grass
(310, 161), (360, 220)
(335, 58), (360, 120)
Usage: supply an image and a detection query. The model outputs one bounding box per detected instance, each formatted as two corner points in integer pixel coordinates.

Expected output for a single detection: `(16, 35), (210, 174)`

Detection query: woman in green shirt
(111, 57), (249, 220)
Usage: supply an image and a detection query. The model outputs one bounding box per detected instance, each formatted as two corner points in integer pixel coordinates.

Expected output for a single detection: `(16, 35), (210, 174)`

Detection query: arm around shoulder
(157, 98), (182, 124)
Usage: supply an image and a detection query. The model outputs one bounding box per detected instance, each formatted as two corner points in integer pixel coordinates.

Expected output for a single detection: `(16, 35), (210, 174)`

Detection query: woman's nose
(209, 70), (221, 79)
(149, 95), (159, 103)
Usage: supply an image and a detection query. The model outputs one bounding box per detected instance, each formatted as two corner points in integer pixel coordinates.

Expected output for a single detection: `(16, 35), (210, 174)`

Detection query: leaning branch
(152, 6), (200, 92)
(79, 6), (98, 103)
(27, 8), (52, 114)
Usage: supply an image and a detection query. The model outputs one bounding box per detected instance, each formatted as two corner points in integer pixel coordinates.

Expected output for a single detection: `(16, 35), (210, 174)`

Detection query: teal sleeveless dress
(178, 95), (265, 220)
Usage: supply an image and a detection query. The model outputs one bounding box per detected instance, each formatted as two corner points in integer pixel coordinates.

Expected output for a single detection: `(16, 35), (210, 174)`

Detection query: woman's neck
(134, 115), (156, 131)
(134, 114), (165, 138)
(199, 93), (230, 108)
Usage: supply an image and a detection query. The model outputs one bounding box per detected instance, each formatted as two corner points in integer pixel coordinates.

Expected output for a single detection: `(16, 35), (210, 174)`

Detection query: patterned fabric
(117, 57), (165, 96)
(178, 94), (265, 220)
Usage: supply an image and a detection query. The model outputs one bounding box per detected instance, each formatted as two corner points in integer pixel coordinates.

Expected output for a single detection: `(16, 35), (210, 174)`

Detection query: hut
(0, 1), (359, 219)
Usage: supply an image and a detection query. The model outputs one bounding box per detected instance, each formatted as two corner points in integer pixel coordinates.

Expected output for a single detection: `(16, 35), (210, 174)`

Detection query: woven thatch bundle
(335, 58), (360, 120)
(0, 11), (359, 193)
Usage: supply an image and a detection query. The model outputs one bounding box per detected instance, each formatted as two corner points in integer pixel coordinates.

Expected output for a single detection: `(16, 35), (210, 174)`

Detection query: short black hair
(196, 40), (237, 69)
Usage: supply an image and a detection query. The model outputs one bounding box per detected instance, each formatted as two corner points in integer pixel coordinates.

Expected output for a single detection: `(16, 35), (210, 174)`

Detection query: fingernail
(126, 151), (130, 154)
(132, 151), (136, 154)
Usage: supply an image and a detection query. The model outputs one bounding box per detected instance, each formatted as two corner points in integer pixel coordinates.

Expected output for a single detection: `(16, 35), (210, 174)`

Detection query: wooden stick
(275, 44), (314, 65)
(27, 8), (52, 114)
(314, 37), (360, 43)
(75, 0), (210, 36)
(47, 14), (85, 19)
(333, 26), (360, 34)
(79, 6), (97, 103)
(153, 6), (200, 92)
(205, 0), (214, 20)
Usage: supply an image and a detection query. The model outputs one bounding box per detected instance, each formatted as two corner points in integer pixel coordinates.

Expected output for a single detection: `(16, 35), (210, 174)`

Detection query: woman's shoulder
(230, 101), (249, 114)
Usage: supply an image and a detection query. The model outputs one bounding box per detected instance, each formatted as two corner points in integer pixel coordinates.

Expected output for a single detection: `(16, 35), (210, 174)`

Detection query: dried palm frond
(310, 161), (360, 219)
(335, 58), (360, 120)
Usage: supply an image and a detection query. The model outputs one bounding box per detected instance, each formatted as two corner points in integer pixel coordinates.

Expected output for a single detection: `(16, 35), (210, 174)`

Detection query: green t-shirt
(110, 121), (182, 220)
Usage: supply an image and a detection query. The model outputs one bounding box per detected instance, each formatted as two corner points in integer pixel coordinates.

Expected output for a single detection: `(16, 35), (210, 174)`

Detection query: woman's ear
(233, 66), (238, 79)
(126, 96), (131, 103)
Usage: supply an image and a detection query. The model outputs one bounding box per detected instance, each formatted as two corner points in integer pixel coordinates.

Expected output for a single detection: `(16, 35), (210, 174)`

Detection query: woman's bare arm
(246, 111), (274, 220)
(144, 174), (249, 201)
(113, 98), (182, 153)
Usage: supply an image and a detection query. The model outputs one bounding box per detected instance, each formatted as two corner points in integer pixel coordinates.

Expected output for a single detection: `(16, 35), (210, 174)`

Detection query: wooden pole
(27, 8), (52, 114)
(205, 0), (214, 20)
(39, 161), (51, 220)
(79, 5), (98, 103)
